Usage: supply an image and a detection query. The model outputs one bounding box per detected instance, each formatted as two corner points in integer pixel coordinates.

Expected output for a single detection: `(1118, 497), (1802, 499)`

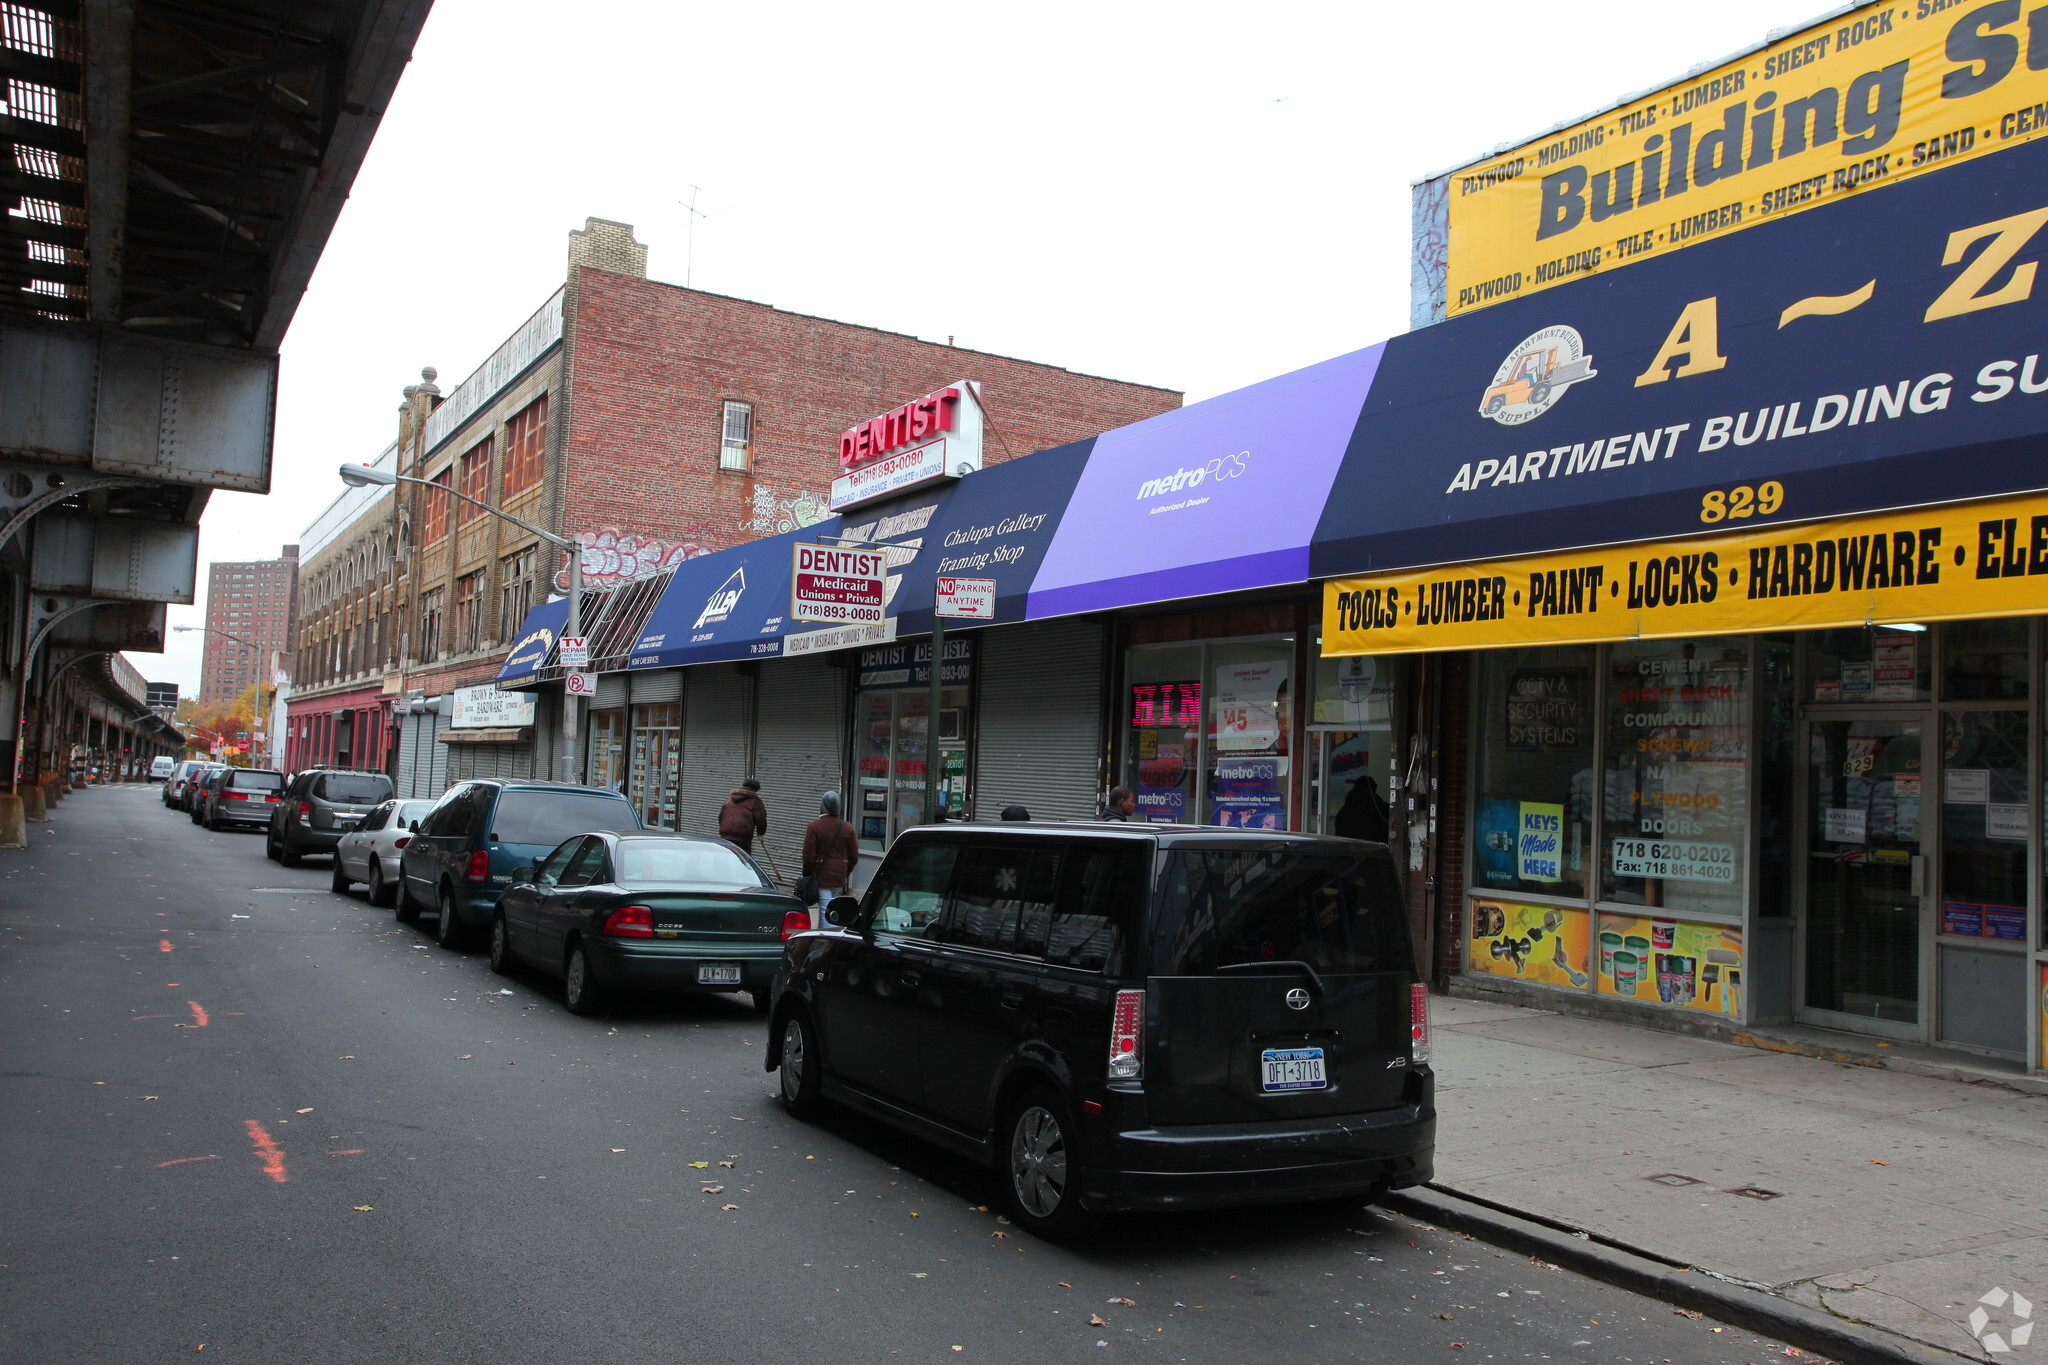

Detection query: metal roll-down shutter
(974, 619), (1105, 823)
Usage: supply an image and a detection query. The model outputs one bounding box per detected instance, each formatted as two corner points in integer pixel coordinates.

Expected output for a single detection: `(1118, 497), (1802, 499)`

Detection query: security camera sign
(791, 544), (887, 624)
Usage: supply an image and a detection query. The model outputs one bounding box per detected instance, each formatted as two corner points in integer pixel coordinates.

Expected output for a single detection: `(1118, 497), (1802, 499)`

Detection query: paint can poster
(1597, 914), (1742, 1016)
(1469, 898), (1589, 990)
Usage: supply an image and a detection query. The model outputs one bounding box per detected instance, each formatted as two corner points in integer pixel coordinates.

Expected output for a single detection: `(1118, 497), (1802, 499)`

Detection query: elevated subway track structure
(0, 0), (430, 834)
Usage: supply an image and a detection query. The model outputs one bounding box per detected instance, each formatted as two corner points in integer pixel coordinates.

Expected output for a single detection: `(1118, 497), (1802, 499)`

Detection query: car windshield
(315, 774), (391, 802)
(230, 771), (283, 790)
(615, 840), (764, 889)
(1148, 846), (1411, 976)
(396, 801), (435, 826)
(491, 791), (638, 846)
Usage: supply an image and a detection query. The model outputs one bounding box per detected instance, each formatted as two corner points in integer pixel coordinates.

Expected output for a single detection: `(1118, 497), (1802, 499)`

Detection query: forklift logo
(1480, 325), (1597, 426)
(695, 568), (746, 628)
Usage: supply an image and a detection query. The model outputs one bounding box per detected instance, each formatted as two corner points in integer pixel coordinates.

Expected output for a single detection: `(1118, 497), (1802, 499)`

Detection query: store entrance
(1797, 714), (1928, 1039)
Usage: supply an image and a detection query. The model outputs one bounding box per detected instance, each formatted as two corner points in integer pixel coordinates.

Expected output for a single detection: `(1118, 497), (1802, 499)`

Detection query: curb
(1381, 1185), (1972, 1365)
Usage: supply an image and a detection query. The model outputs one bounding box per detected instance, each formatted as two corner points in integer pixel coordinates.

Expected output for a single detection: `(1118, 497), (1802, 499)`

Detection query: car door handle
(998, 991), (1025, 1010)
(899, 970), (922, 988)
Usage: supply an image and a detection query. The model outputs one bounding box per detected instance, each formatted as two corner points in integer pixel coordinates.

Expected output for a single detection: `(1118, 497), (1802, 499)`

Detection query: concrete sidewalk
(1430, 995), (2048, 1362)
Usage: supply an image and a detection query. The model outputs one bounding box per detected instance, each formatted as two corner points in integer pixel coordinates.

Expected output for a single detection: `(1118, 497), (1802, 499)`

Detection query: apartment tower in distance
(199, 546), (300, 707)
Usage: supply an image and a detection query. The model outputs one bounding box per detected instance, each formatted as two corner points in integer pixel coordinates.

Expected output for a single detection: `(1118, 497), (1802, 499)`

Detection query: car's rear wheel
(394, 876), (421, 924)
(562, 942), (605, 1016)
(434, 886), (468, 950)
(776, 1010), (826, 1118)
(265, 829), (281, 861)
(1002, 1086), (1099, 1241)
(278, 833), (302, 868)
(488, 914), (514, 975)
(330, 857), (351, 894)
(366, 861), (395, 908)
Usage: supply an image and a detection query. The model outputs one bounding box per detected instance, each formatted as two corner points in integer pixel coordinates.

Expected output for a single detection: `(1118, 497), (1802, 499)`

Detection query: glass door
(1798, 714), (1928, 1037)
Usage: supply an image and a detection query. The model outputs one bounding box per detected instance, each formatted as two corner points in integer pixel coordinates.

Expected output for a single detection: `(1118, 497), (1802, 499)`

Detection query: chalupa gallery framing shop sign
(829, 382), (986, 512)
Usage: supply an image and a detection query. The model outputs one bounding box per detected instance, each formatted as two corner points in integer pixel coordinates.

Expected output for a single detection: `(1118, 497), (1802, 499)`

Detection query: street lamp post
(338, 463), (584, 782)
(173, 623), (273, 766)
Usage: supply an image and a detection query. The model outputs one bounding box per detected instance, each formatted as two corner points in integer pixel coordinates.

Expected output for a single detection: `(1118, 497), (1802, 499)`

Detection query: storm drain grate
(1643, 1173), (1704, 1187)
(1724, 1185), (1784, 1200)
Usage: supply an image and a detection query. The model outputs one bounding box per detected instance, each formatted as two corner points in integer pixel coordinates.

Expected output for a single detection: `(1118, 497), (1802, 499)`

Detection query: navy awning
(496, 596), (570, 686)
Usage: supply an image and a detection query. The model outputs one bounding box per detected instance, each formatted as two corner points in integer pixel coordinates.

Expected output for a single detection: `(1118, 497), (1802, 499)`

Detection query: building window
(1474, 645), (1594, 902)
(719, 400), (753, 472)
(458, 439), (492, 525)
(417, 587), (445, 661)
(499, 546), (536, 638)
(454, 571), (482, 653)
(503, 395), (548, 496)
(420, 470), (452, 544)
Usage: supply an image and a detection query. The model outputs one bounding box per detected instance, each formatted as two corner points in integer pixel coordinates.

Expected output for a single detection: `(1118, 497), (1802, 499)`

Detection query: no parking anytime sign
(791, 544), (887, 624)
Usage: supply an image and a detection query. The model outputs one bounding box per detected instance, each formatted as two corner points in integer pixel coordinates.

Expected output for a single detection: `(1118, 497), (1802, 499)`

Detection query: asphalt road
(1, 785), (1815, 1365)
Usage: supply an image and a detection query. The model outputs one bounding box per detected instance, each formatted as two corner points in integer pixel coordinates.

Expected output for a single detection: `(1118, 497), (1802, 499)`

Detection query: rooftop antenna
(678, 186), (717, 289)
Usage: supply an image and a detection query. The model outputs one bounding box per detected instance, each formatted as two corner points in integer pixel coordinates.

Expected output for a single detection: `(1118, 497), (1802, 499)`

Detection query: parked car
(197, 767), (286, 831)
(179, 762), (225, 815)
(765, 824), (1434, 1240)
(490, 830), (804, 1015)
(331, 798), (437, 904)
(267, 768), (394, 866)
(164, 759), (211, 808)
(187, 765), (232, 822)
(399, 780), (642, 949)
(150, 755), (178, 780)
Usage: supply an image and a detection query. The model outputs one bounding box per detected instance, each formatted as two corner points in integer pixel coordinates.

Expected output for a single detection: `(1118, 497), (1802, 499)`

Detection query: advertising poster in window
(1505, 669), (1584, 751)
(1209, 756), (1285, 830)
(1596, 914), (1743, 1016)
(1212, 661), (1286, 752)
(1516, 802), (1564, 883)
(1469, 898), (1589, 990)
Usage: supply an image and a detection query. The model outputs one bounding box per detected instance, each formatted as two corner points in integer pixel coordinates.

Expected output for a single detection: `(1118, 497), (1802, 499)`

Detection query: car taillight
(298, 801), (311, 820)
(1108, 988), (1144, 1080)
(265, 794), (279, 802)
(1410, 982), (1431, 1065)
(779, 909), (810, 942)
(464, 850), (490, 883)
(393, 836), (409, 849)
(602, 905), (654, 938)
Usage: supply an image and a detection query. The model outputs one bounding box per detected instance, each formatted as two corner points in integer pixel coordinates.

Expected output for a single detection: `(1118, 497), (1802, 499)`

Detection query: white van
(150, 755), (178, 780)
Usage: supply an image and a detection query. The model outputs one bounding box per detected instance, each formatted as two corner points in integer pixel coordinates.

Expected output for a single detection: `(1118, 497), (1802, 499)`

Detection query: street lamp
(173, 623), (273, 766)
(337, 462), (584, 781)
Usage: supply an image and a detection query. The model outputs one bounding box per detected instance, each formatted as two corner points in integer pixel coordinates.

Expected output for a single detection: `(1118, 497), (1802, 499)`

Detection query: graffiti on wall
(742, 485), (829, 537)
(564, 530), (709, 590)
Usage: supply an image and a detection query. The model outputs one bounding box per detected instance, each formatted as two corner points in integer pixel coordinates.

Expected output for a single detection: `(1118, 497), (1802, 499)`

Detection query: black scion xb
(766, 824), (1434, 1239)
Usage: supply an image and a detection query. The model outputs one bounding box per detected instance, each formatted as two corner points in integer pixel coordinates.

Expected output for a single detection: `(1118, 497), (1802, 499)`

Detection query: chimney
(567, 218), (648, 280)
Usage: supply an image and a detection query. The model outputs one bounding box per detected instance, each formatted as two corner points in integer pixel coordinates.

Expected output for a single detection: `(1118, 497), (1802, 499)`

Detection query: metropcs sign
(791, 544), (888, 623)
(830, 380), (985, 512)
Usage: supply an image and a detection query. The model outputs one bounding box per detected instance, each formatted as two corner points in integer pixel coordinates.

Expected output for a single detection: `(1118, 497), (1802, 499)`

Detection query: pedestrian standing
(1000, 804), (1032, 821)
(1100, 786), (1136, 821)
(718, 777), (767, 852)
(800, 791), (859, 929)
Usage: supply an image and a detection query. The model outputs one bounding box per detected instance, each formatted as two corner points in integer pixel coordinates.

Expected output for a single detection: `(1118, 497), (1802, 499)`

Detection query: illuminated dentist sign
(830, 381), (985, 512)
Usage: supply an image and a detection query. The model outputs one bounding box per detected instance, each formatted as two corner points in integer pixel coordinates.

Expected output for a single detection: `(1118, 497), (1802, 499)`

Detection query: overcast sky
(154, 0), (1812, 692)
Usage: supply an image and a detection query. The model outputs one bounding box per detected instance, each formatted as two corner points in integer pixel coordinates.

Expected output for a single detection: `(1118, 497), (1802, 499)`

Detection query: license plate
(1260, 1047), (1327, 1093)
(697, 963), (742, 985)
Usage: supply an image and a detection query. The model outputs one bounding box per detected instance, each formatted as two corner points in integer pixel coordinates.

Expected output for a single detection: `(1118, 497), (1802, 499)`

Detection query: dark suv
(268, 768), (394, 866)
(766, 824), (1433, 1239)
(398, 780), (641, 949)
(197, 767), (285, 830)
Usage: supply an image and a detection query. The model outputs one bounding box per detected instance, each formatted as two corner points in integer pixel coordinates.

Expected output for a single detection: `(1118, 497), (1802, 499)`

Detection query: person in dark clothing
(1101, 786), (1136, 821)
(801, 791), (859, 927)
(999, 804), (1032, 821)
(718, 778), (767, 852)
(1333, 774), (1391, 843)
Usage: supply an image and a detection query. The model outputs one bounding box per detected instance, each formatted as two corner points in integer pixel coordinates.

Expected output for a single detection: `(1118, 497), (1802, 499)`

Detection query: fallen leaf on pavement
(699, 1186), (724, 1195)
(1868, 1159), (1888, 1165)
(1437, 1313), (1454, 1320)
(720, 1204), (739, 1211)
(1109, 1298), (1135, 1307)
(609, 1148), (625, 1153)
(352, 1205), (373, 1212)
(911, 1273), (928, 1279)
(1673, 1309), (1704, 1320)
(1057, 1282), (1072, 1288)
(990, 1230), (1011, 1239)
(689, 1161), (710, 1168)
(718, 1161), (735, 1168)
(1088, 1315), (1108, 1327)
(457, 1055), (472, 1060)
(295, 1108), (313, 1114)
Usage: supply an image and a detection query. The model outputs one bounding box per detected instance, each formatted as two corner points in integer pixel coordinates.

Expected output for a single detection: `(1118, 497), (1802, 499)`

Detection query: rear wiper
(1216, 960), (1326, 996)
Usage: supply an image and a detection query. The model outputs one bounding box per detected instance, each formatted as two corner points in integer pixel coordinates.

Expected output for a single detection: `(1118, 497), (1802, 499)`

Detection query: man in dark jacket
(801, 791), (858, 927)
(718, 778), (768, 852)
(1101, 786), (1137, 821)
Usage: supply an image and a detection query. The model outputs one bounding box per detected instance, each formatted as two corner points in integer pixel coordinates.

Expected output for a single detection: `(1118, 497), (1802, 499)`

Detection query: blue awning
(496, 596), (570, 686)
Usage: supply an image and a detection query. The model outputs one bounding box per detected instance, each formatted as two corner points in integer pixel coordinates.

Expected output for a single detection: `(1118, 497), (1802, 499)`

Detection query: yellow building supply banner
(1440, 2), (2048, 316)
(1323, 491), (2048, 655)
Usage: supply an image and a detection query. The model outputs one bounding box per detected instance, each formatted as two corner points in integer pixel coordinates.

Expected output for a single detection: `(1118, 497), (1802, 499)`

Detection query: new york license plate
(1260, 1047), (1327, 1092)
(697, 963), (742, 985)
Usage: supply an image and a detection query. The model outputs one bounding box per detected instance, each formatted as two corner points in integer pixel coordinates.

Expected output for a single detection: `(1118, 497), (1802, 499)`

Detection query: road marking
(242, 1120), (287, 1183)
(181, 1002), (209, 1028)
(328, 1149), (365, 1156)
(158, 940), (173, 953)
(154, 1155), (221, 1169)
(127, 1014), (175, 1021)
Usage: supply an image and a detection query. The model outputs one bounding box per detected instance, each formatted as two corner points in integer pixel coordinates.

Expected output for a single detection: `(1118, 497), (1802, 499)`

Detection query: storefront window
(1126, 645), (1201, 824)
(629, 702), (681, 829)
(854, 640), (973, 852)
(1307, 647), (1397, 839)
(1940, 709), (2029, 943)
(1806, 626), (1930, 703)
(588, 708), (626, 794)
(1206, 640), (1293, 829)
(1475, 646), (1594, 900)
(1944, 618), (2030, 701)
(1600, 639), (1748, 918)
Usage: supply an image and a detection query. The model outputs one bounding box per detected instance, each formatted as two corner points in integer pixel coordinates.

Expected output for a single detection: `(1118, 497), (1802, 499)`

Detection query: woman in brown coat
(800, 791), (858, 928)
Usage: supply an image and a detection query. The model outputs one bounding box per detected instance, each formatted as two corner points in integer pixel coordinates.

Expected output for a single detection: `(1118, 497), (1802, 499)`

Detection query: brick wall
(561, 268), (1183, 558)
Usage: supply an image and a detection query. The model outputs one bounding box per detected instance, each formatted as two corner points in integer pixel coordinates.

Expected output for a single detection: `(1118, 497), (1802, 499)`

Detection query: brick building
(198, 546), (298, 708)
(283, 444), (400, 774)
(293, 218), (1181, 795)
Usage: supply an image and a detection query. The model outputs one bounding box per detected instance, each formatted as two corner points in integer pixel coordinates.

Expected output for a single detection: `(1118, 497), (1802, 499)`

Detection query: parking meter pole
(924, 610), (943, 825)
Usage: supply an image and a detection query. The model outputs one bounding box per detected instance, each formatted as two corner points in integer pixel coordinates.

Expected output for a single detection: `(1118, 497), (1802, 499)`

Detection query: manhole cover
(1643, 1173), (1704, 1187)
(1725, 1185), (1783, 1200)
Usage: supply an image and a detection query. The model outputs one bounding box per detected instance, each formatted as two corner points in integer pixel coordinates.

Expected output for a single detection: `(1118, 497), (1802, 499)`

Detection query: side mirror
(408, 819), (420, 833)
(510, 865), (535, 884)
(823, 895), (860, 929)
